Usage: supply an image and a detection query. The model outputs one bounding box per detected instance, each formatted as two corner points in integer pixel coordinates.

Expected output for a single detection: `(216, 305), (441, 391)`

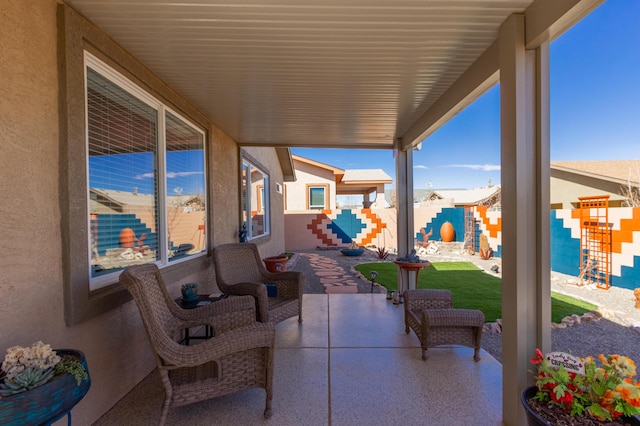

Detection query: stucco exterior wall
(551, 172), (626, 208)
(0, 2), (285, 424)
(0, 0), (61, 353)
(242, 147), (287, 258)
(284, 161), (336, 210)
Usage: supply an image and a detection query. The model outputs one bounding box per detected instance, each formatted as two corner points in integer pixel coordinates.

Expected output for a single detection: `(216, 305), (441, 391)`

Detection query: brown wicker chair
(404, 289), (484, 361)
(119, 264), (275, 426)
(212, 243), (303, 324)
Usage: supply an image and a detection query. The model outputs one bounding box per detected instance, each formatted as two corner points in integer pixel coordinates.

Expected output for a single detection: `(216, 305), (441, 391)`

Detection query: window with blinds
(86, 53), (206, 287)
(241, 158), (269, 240)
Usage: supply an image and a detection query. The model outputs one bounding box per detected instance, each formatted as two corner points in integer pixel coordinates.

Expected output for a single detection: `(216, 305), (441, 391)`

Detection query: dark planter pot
(521, 385), (640, 426)
(0, 349), (91, 426)
(521, 386), (551, 426)
(263, 256), (288, 273)
(340, 248), (365, 256)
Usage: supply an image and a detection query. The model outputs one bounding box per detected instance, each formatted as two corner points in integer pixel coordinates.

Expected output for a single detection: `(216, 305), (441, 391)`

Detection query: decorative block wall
(306, 209), (387, 246)
(286, 206), (640, 291)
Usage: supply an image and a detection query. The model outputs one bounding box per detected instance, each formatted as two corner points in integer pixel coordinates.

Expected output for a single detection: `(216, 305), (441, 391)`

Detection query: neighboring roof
(292, 155), (392, 197)
(430, 185), (501, 205)
(341, 169), (392, 184)
(551, 160), (640, 185)
(91, 188), (201, 208)
(291, 155), (345, 176)
(275, 147), (296, 182)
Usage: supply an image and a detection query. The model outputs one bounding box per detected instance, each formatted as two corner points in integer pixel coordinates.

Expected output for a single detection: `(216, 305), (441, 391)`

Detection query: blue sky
(292, 0), (640, 191)
(90, 150), (205, 196)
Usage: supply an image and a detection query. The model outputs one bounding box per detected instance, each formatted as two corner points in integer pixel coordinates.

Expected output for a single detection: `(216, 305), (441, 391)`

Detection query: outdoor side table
(175, 294), (226, 345)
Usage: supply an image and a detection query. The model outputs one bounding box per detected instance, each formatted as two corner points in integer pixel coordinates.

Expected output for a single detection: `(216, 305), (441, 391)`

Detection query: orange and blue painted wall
(285, 206), (639, 290)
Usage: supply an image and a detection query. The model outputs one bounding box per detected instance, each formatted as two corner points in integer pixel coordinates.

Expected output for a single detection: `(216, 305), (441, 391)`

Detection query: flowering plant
(530, 348), (640, 422)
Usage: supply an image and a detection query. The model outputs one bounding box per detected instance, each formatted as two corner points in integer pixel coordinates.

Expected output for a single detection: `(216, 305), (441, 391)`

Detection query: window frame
(59, 5), (215, 326)
(85, 52), (208, 290)
(241, 156), (270, 240)
(306, 184), (330, 210)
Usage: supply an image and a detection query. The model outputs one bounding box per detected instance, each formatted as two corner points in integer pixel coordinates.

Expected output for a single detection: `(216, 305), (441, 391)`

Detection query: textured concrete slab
(94, 294), (503, 425)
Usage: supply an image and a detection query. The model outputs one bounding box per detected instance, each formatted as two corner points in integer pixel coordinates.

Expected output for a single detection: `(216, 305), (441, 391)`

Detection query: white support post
(499, 13), (551, 426)
(395, 142), (416, 292)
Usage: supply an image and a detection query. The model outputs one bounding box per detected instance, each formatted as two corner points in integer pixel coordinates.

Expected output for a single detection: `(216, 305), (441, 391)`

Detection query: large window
(307, 184), (329, 210)
(241, 158), (269, 239)
(86, 53), (207, 289)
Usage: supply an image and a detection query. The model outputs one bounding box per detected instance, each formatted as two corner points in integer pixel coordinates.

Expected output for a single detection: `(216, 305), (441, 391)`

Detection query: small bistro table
(175, 294), (228, 345)
(393, 260), (431, 302)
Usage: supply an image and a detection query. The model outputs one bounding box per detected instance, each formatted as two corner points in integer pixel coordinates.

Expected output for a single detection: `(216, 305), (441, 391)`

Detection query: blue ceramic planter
(0, 349), (90, 426)
(340, 248), (365, 256)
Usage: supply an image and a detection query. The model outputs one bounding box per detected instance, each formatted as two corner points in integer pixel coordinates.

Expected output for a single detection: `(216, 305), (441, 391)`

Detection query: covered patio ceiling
(62, 0), (573, 151)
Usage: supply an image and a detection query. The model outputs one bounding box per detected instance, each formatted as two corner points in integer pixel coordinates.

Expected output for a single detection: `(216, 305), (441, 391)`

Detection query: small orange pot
(263, 256), (287, 273)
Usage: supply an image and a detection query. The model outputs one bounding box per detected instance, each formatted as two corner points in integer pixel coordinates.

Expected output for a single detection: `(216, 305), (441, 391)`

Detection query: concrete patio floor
(94, 294), (503, 425)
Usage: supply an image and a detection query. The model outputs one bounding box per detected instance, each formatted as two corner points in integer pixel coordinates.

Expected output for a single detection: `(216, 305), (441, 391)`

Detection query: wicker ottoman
(403, 290), (484, 361)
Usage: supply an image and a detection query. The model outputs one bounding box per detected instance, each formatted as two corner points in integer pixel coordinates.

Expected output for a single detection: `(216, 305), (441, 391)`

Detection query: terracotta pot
(263, 256), (287, 273)
(393, 260), (430, 272)
(440, 221), (455, 242)
(119, 228), (135, 247)
(479, 247), (493, 260)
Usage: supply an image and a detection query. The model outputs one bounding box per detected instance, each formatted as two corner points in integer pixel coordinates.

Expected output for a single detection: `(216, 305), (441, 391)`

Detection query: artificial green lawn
(354, 261), (597, 323)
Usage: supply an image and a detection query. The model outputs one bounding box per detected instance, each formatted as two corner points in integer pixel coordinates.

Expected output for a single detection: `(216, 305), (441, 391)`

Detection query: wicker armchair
(119, 264), (275, 426)
(404, 289), (484, 361)
(212, 243), (303, 324)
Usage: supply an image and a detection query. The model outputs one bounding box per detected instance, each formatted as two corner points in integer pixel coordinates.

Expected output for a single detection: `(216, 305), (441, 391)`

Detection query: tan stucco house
(285, 155), (392, 211)
(551, 160), (640, 208)
(1, 1), (611, 424)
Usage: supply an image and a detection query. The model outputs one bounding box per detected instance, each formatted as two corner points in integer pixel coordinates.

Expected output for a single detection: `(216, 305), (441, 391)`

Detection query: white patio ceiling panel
(67, 0), (533, 149)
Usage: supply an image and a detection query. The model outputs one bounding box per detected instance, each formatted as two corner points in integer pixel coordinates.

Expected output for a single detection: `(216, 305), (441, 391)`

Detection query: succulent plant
(55, 358), (88, 386)
(0, 367), (55, 396)
(1, 341), (60, 379)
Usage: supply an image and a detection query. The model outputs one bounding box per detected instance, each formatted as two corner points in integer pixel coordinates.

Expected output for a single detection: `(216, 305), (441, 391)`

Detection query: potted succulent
(393, 249), (431, 272)
(0, 341), (90, 425)
(522, 348), (640, 425)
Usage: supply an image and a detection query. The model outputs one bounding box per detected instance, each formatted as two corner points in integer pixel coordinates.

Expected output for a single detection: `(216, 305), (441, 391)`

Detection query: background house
(551, 160), (640, 208)
(285, 155), (392, 211)
(421, 184), (502, 208)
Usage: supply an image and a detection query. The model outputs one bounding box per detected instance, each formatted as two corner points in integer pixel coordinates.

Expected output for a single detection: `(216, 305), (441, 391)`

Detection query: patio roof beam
(398, 0), (603, 153)
(399, 41), (499, 151)
(524, 0), (605, 49)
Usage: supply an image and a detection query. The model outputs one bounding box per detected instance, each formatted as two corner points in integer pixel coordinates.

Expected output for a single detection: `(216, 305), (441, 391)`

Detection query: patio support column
(395, 141), (416, 291)
(363, 192), (372, 208)
(499, 13), (551, 426)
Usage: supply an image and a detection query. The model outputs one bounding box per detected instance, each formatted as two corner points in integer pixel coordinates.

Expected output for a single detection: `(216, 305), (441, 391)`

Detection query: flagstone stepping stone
(325, 286), (358, 294)
(316, 271), (340, 276)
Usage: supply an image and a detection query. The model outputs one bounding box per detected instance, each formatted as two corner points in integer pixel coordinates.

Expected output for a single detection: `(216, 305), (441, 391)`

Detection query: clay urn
(440, 221), (455, 242)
